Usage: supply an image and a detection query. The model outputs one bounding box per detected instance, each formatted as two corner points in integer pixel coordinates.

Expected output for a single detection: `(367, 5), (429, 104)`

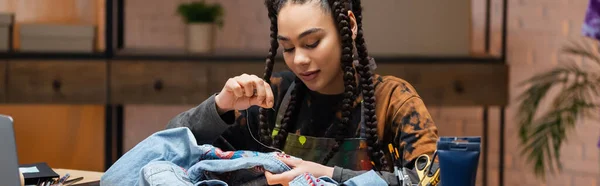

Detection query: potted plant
(177, 1), (224, 53)
(517, 37), (600, 179)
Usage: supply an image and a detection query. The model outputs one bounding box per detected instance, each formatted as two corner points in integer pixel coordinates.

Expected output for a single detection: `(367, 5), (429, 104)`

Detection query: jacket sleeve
(393, 96), (438, 167)
(165, 94), (235, 145)
(333, 96), (439, 185)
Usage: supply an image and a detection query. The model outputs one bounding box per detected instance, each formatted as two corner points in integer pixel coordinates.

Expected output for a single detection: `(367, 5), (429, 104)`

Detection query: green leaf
(562, 40), (600, 66)
(176, 1), (225, 28)
(517, 38), (600, 180)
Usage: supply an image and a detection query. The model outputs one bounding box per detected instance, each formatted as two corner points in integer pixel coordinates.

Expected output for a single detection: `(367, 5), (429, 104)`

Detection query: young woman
(167, 0), (439, 185)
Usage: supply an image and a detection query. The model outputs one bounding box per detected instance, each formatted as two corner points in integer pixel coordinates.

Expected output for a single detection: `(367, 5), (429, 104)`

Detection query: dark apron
(271, 82), (372, 171)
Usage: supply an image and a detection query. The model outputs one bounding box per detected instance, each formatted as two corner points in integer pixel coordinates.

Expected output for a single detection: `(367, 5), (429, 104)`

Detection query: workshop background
(0, 0), (598, 186)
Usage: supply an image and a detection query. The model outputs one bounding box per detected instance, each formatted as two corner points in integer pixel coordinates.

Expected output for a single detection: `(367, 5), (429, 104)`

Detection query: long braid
(321, 0), (357, 165)
(261, 0), (305, 150)
(351, 0), (386, 170)
(258, 0), (280, 147)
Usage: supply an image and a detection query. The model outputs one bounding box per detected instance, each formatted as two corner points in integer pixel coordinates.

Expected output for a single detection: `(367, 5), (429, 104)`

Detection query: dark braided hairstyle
(258, 0), (386, 170)
(320, 0), (357, 165)
(257, 0), (279, 147)
(350, 0), (387, 170)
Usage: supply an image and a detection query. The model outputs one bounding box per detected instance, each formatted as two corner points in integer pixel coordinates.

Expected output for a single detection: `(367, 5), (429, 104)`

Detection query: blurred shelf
(116, 48), (504, 63)
(372, 55), (502, 63)
(0, 51), (107, 60)
(113, 48), (277, 62)
(0, 48), (504, 64)
(115, 48), (504, 63)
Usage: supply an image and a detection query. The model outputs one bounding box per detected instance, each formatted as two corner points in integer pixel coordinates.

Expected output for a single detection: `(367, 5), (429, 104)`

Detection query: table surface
(52, 168), (103, 185)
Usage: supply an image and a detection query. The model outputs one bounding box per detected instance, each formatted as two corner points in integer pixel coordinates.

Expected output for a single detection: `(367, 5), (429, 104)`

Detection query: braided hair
(350, 0), (386, 170)
(258, 0), (279, 147)
(259, 0), (387, 170)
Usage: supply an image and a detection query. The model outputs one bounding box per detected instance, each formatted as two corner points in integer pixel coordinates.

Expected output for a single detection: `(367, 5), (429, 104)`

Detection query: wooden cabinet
(110, 61), (209, 104)
(6, 60), (107, 104)
(1, 60), (508, 106)
(374, 63), (508, 106)
(2, 60), (289, 105)
(0, 105), (106, 172)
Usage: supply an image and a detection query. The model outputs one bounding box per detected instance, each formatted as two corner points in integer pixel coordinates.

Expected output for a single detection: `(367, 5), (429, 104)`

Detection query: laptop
(0, 114), (22, 186)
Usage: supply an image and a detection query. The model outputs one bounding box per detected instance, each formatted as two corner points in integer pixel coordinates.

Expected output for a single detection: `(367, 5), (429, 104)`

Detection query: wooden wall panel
(7, 60), (107, 104)
(361, 0), (471, 56)
(0, 61), (5, 103)
(123, 0), (471, 56)
(0, 105), (105, 172)
(0, 0), (15, 13)
(110, 61), (209, 104)
(375, 63), (508, 106)
(96, 0), (105, 51)
(124, 0), (270, 50)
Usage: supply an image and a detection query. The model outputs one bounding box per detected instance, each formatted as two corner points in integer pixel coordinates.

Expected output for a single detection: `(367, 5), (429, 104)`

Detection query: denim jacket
(101, 127), (387, 186)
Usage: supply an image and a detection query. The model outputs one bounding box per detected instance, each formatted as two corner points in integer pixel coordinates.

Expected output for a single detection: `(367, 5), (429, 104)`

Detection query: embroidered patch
(298, 136), (307, 145)
(214, 148), (234, 159)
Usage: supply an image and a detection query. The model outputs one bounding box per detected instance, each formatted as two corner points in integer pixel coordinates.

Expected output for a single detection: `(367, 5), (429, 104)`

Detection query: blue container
(437, 137), (481, 186)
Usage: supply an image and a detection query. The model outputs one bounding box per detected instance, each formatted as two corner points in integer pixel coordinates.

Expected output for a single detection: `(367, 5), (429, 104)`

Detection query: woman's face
(277, 1), (346, 95)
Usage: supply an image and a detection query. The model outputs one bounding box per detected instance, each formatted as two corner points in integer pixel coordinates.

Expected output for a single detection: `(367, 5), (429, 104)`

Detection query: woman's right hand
(215, 74), (275, 114)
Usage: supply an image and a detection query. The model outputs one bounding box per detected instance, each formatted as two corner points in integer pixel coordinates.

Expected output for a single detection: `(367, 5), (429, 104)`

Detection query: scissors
(415, 151), (441, 186)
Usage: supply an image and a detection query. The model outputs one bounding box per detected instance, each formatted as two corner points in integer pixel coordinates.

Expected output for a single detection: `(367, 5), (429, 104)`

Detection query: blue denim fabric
(338, 170), (389, 186)
(140, 160), (387, 186)
(101, 127), (387, 186)
(188, 154), (292, 185)
(101, 127), (206, 186)
(288, 170), (388, 186)
(140, 161), (228, 186)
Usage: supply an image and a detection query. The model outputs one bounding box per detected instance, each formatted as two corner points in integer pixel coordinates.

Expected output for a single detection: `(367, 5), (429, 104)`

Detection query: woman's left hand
(264, 157), (334, 186)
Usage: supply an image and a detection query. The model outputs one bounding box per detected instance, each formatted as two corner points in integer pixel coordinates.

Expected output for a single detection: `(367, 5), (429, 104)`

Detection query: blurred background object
(516, 37), (600, 179)
(0, 0), (597, 186)
(0, 12), (12, 52)
(176, 1), (223, 53)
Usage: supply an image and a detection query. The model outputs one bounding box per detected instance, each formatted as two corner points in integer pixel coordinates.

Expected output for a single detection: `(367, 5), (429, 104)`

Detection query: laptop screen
(0, 115), (22, 186)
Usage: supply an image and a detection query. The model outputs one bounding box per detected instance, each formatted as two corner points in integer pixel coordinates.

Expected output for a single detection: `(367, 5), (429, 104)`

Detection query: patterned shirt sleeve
(392, 96), (439, 167)
(374, 76), (439, 169)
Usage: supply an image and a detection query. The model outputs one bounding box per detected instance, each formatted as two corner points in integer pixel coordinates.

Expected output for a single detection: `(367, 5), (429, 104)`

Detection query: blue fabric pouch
(437, 137), (481, 186)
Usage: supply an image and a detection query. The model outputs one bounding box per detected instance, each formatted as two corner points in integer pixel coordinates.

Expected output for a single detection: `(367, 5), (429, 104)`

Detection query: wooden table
(52, 169), (103, 185)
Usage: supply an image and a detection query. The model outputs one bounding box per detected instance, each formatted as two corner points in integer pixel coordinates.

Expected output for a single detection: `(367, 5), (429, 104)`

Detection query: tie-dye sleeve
(374, 76), (439, 168)
(392, 96), (439, 167)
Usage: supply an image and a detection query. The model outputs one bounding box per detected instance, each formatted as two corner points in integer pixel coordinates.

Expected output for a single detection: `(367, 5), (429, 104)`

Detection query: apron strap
(272, 82), (296, 138)
(360, 100), (366, 139)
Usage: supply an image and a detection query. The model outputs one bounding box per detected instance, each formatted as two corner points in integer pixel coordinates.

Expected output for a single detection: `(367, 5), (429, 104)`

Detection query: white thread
(246, 108), (284, 153)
